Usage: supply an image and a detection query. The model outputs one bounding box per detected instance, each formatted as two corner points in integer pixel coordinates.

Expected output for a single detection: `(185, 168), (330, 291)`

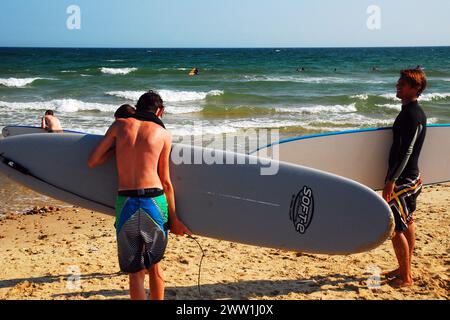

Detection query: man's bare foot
(388, 277), (414, 288)
(382, 268), (400, 278)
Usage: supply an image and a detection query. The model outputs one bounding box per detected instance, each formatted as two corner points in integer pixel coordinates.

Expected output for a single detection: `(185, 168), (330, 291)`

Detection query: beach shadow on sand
(2, 272), (369, 299)
(0, 272), (122, 289)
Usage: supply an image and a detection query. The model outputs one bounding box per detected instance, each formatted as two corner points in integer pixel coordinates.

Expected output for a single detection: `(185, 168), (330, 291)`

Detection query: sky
(0, 0), (449, 48)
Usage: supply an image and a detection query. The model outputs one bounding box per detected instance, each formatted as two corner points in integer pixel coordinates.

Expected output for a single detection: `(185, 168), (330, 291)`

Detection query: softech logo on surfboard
(290, 186), (314, 234)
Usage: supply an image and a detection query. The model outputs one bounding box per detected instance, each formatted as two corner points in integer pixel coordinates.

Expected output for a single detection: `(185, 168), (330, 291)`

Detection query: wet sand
(0, 184), (448, 300)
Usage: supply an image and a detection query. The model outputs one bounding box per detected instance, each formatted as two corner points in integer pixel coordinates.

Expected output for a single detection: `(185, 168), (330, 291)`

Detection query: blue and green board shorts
(115, 193), (169, 273)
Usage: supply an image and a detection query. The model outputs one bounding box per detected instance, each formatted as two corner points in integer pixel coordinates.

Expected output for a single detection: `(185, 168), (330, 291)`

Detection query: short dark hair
(114, 104), (135, 119)
(136, 90), (164, 113)
(45, 110), (54, 116)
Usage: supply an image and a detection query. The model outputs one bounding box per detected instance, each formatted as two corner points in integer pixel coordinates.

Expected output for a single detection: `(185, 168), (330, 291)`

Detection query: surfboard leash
(1, 153), (207, 298)
(186, 234), (205, 299)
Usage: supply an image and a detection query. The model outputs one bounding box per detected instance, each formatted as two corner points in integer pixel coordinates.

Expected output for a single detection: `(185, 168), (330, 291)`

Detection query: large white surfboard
(2, 125), (83, 137)
(254, 125), (450, 190)
(0, 133), (393, 255)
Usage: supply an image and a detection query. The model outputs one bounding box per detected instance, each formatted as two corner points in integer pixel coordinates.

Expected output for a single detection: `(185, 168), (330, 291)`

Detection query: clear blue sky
(0, 0), (449, 48)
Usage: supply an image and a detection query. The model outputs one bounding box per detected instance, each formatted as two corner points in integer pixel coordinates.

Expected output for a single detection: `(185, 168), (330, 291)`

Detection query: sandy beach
(0, 182), (448, 300)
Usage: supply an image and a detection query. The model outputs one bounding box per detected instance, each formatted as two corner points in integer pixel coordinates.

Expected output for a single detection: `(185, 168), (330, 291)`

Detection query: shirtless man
(41, 110), (63, 133)
(88, 91), (192, 300)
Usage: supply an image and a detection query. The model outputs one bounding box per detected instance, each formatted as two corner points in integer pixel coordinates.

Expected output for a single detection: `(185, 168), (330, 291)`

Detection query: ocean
(0, 47), (449, 139)
(0, 46), (449, 214)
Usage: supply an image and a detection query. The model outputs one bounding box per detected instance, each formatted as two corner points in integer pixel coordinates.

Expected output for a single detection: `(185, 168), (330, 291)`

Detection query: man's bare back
(114, 118), (167, 190)
(42, 115), (63, 132)
(88, 90), (191, 300)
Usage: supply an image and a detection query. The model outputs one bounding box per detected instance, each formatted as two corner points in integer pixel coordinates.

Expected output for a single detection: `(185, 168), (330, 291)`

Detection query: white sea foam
(0, 99), (117, 113)
(420, 93), (450, 101)
(165, 106), (204, 114)
(380, 92), (450, 102)
(350, 94), (369, 100)
(375, 103), (401, 111)
(229, 119), (301, 129)
(310, 113), (394, 127)
(276, 103), (357, 114)
(106, 89), (224, 102)
(168, 124), (238, 136)
(243, 75), (387, 84)
(100, 67), (138, 75)
(167, 119), (302, 136)
(0, 77), (54, 88)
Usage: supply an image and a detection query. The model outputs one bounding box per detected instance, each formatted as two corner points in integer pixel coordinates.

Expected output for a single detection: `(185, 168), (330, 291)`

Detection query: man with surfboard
(382, 69), (427, 288)
(88, 91), (192, 300)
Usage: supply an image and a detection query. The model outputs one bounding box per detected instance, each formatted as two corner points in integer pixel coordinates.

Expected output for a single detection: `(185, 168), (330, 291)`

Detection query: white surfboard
(2, 125), (83, 137)
(253, 125), (450, 190)
(0, 133), (393, 255)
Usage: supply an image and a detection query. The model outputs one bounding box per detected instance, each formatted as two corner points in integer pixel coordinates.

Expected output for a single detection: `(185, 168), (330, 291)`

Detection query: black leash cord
(186, 234), (205, 299)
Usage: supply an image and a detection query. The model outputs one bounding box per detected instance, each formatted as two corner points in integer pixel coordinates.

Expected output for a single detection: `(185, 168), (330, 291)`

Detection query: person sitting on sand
(88, 90), (191, 300)
(114, 104), (136, 120)
(41, 110), (63, 133)
(382, 69), (427, 288)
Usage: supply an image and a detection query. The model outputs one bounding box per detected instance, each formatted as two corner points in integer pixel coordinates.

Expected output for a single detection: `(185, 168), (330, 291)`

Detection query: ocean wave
(167, 119), (302, 136)
(165, 106), (204, 114)
(230, 119), (301, 129)
(0, 77), (54, 88)
(242, 75), (387, 84)
(310, 114), (394, 127)
(350, 94), (369, 100)
(201, 105), (277, 116)
(420, 93), (450, 101)
(100, 67), (138, 75)
(0, 99), (117, 113)
(276, 103), (357, 114)
(379, 92), (450, 102)
(168, 123), (238, 136)
(375, 103), (401, 111)
(379, 93), (399, 100)
(106, 89), (224, 102)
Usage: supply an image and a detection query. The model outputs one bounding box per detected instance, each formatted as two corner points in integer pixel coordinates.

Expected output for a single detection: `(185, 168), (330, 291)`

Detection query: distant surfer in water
(88, 90), (191, 300)
(41, 110), (63, 133)
(189, 67), (199, 76)
(382, 69), (427, 288)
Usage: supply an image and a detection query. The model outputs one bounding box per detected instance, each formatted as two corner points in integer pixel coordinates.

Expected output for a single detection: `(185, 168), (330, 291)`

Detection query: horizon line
(1, 45), (449, 50)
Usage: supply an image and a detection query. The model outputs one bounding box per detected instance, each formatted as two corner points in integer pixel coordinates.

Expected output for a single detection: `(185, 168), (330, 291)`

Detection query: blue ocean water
(0, 47), (449, 138)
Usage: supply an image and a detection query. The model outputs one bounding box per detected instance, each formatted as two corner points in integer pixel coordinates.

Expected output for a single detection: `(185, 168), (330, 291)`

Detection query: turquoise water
(0, 47), (449, 138)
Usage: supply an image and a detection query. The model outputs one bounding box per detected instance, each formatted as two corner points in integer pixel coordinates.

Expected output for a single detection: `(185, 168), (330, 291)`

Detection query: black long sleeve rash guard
(385, 100), (427, 184)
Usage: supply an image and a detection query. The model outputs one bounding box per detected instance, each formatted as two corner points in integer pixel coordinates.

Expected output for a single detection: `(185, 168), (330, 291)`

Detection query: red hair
(400, 69), (427, 97)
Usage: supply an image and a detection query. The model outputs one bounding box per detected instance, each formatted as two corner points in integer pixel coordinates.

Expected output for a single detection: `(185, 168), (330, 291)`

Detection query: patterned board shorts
(115, 193), (169, 273)
(388, 175), (423, 232)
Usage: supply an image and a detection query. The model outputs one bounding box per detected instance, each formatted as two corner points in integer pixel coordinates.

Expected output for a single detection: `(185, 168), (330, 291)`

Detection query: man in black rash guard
(382, 69), (428, 288)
